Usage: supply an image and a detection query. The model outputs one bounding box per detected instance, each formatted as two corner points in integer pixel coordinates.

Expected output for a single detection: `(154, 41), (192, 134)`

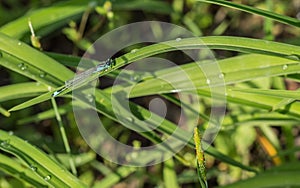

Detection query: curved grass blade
(0, 82), (49, 102)
(0, 154), (48, 187)
(7, 36), (300, 110)
(0, 33), (74, 85)
(196, 0), (300, 28)
(0, 130), (87, 188)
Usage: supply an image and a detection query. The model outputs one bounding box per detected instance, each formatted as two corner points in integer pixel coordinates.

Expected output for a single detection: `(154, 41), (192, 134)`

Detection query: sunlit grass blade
(0, 130), (87, 187)
(196, 0), (300, 28)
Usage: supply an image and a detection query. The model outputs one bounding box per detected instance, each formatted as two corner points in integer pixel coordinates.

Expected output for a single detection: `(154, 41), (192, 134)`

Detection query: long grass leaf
(196, 0), (300, 28)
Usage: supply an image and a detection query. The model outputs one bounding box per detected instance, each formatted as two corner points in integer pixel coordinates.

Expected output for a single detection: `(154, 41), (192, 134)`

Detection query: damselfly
(52, 58), (114, 97)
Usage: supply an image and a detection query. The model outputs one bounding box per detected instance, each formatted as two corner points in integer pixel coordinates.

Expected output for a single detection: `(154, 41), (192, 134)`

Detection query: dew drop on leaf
(206, 79), (211, 85)
(0, 140), (10, 148)
(282, 64), (288, 70)
(30, 165), (37, 172)
(44, 175), (51, 181)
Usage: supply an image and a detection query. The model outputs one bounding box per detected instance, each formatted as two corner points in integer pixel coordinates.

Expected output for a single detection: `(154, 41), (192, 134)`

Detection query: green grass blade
(0, 130), (87, 188)
(218, 169), (300, 188)
(196, 0), (300, 28)
(0, 154), (48, 187)
(0, 82), (48, 102)
(128, 55), (299, 98)
(8, 91), (66, 112)
(0, 33), (74, 85)
(51, 98), (77, 175)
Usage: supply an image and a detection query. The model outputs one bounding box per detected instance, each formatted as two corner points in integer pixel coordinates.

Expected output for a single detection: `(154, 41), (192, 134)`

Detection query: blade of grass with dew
(0, 52), (60, 87)
(125, 54), (299, 99)
(0, 130), (87, 187)
(0, 154), (48, 187)
(0, 0), (91, 39)
(163, 157), (180, 188)
(51, 98), (77, 175)
(7, 36), (300, 111)
(6, 39), (296, 171)
(0, 33), (74, 85)
(196, 0), (300, 28)
(92, 166), (136, 188)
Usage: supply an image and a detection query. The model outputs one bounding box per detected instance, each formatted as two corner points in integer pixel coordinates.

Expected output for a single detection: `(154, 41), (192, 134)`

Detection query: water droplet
(44, 175), (51, 181)
(18, 63), (27, 70)
(175, 37), (182, 42)
(86, 94), (94, 103)
(39, 71), (46, 78)
(131, 49), (138, 53)
(131, 75), (140, 81)
(126, 117), (134, 123)
(206, 79), (211, 85)
(18, 42), (22, 46)
(130, 152), (138, 159)
(0, 140), (10, 148)
(218, 73), (225, 79)
(282, 64), (288, 70)
(30, 165), (37, 172)
(8, 131), (13, 136)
